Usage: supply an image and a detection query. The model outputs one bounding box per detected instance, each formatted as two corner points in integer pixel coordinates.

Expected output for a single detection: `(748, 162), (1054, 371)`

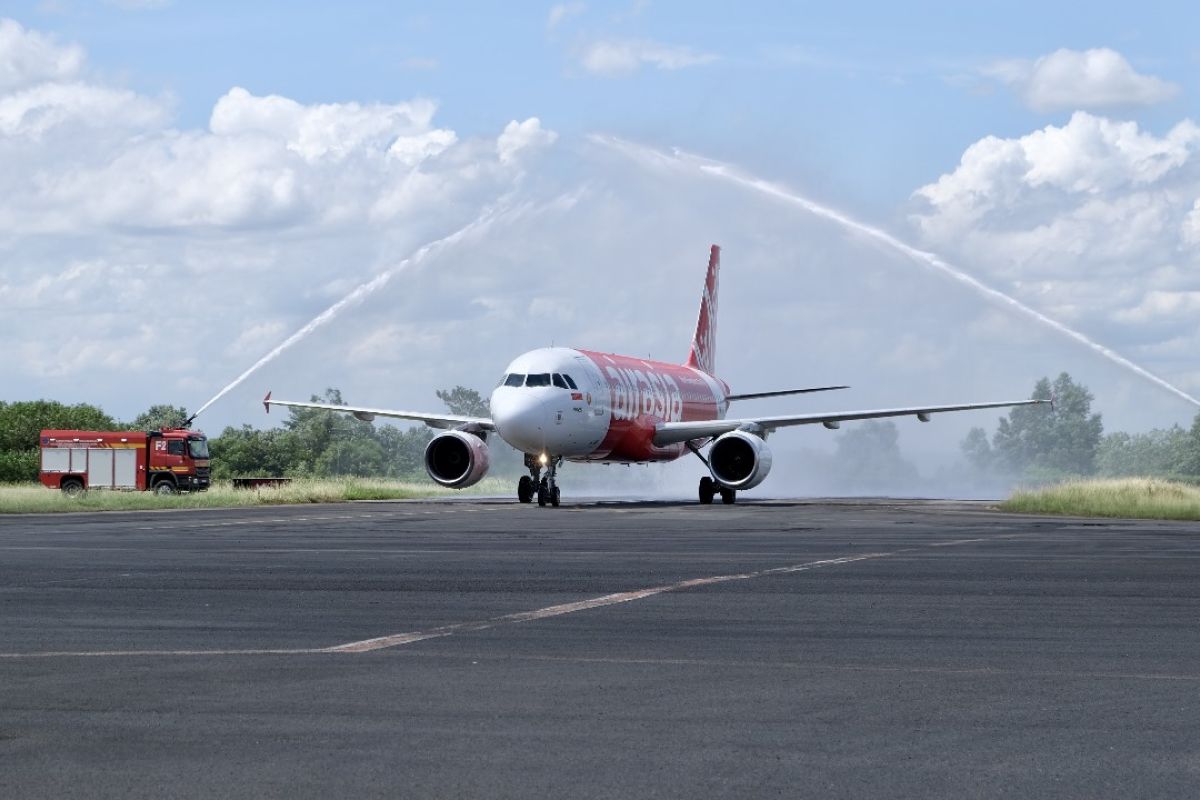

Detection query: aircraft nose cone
(492, 389), (549, 454)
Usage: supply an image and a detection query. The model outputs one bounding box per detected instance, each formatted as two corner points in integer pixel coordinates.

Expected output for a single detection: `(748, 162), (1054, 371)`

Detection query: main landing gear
(698, 476), (736, 505)
(519, 453), (561, 507)
(689, 442), (735, 505)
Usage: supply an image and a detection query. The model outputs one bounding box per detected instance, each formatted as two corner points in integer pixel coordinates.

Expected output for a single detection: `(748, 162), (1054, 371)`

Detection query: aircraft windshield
(526, 373), (552, 387)
(188, 438), (210, 458)
(562, 374), (578, 390)
(504, 374), (524, 387)
(552, 374), (568, 389)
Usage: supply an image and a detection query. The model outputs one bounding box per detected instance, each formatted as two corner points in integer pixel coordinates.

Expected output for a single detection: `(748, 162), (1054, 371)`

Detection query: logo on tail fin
(686, 245), (720, 376)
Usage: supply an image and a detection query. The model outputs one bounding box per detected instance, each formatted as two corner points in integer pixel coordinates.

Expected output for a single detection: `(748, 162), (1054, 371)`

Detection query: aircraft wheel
(698, 476), (715, 505)
(537, 482), (548, 507)
(719, 487), (736, 505)
(518, 475), (534, 503)
(550, 486), (561, 507)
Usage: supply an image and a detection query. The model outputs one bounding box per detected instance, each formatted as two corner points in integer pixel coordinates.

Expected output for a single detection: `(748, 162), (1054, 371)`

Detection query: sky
(2, 0), (1200, 480)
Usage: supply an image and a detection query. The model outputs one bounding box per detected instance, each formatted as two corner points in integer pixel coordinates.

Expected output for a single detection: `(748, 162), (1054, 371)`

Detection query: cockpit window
(525, 373), (551, 387)
(504, 373), (524, 387)
(552, 373), (568, 389)
(562, 374), (578, 390)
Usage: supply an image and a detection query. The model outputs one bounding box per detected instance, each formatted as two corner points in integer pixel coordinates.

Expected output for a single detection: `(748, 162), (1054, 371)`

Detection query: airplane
(264, 245), (1047, 506)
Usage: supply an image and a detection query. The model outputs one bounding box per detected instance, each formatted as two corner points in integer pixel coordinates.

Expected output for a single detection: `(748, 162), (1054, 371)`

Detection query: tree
(1177, 413), (1200, 477)
(961, 427), (994, 473)
(208, 425), (298, 479)
(376, 425), (433, 477)
(128, 404), (191, 431)
(435, 386), (489, 417)
(1096, 426), (1189, 477)
(992, 373), (1103, 477)
(830, 420), (919, 489)
(0, 400), (119, 452)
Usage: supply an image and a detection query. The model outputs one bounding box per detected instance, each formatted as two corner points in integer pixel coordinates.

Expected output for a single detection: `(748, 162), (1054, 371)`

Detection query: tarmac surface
(1, 498), (1199, 798)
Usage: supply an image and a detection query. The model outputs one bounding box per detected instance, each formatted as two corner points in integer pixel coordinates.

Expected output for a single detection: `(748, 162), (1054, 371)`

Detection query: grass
(1000, 478), (1200, 521)
(0, 477), (510, 514)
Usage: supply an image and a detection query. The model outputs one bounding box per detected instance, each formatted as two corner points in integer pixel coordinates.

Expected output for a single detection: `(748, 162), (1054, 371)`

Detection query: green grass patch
(0, 477), (509, 514)
(1000, 478), (1200, 521)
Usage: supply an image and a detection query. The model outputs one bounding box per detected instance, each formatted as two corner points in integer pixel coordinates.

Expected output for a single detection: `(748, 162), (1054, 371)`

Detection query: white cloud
(547, 2), (586, 32)
(0, 81), (168, 137)
(577, 38), (716, 76)
(0, 18), (83, 90)
(0, 17), (564, 419)
(497, 117), (558, 163)
(984, 48), (1178, 112)
(911, 110), (1200, 390)
(1183, 199), (1200, 245)
(914, 112), (1199, 243)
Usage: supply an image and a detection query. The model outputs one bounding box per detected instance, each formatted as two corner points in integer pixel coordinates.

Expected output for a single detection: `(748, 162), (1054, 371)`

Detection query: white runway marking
(0, 538), (995, 660)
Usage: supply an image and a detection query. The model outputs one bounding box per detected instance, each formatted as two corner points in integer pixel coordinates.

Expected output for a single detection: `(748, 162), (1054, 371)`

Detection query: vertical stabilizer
(686, 245), (720, 376)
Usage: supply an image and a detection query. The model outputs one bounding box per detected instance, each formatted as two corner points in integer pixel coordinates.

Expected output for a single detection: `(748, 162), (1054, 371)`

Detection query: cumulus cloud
(209, 87), (453, 163)
(911, 110), (1200, 384)
(497, 117), (558, 163)
(0, 81), (168, 137)
(985, 48), (1178, 112)
(577, 38), (716, 76)
(0, 18), (83, 90)
(0, 17), (562, 421)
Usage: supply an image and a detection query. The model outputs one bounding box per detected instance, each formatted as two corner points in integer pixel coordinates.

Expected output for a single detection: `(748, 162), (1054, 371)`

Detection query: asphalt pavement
(1, 498), (1198, 798)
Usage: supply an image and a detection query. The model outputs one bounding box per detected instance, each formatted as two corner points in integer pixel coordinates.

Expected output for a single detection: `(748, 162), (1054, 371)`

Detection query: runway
(1, 499), (1198, 798)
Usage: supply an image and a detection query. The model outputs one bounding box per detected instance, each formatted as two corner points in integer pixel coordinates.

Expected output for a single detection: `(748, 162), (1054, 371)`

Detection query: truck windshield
(188, 438), (210, 458)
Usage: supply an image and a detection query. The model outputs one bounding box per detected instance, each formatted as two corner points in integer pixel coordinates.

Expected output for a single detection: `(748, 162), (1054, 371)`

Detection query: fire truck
(39, 429), (211, 496)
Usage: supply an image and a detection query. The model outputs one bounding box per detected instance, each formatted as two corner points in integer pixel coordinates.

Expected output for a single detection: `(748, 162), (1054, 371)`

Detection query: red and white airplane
(265, 246), (1046, 506)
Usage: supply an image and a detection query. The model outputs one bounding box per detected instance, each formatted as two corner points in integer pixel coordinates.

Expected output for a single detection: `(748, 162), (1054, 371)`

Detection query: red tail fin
(686, 245), (720, 376)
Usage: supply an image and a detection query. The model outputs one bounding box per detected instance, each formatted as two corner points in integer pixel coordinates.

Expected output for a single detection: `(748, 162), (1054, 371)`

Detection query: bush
(0, 449), (38, 483)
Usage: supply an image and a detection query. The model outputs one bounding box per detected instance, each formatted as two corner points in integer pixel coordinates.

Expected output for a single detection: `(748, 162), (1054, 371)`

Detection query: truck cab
(147, 429), (211, 493)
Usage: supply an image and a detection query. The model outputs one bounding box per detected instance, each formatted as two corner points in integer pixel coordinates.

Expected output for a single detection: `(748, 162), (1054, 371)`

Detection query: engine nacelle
(424, 431), (490, 488)
(709, 430), (773, 490)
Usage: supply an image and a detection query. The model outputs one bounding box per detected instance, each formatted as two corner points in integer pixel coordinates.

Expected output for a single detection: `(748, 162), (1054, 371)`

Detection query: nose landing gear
(520, 453), (561, 507)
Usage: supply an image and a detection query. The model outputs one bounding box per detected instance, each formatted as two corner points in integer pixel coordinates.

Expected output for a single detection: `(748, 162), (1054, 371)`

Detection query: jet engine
(424, 430), (490, 488)
(709, 430), (773, 490)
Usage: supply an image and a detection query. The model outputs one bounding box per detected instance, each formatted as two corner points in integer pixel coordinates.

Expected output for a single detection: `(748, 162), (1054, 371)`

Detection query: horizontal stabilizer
(726, 385), (849, 401)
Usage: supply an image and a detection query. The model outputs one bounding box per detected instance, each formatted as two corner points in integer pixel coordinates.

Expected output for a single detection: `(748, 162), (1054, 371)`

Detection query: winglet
(263, 391), (272, 414)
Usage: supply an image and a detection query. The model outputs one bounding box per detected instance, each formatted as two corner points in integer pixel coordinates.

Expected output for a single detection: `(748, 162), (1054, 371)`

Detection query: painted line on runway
(322, 552), (891, 653)
(0, 537), (1002, 660)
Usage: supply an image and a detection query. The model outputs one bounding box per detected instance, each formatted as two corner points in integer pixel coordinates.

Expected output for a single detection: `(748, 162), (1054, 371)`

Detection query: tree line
(4, 373), (1200, 485)
(960, 373), (1200, 482)
(0, 387), (516, 483)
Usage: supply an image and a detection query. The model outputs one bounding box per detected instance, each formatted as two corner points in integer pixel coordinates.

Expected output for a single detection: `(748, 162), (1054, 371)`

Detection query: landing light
(538, 453), (548, 465)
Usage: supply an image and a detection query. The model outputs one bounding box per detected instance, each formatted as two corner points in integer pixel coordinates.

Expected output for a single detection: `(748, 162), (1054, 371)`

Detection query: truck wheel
(153, 481), (178, 496)
(61, 478), (85, 497)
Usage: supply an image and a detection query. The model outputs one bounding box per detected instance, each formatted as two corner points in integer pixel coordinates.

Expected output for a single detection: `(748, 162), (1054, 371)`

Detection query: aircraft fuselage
(490, 347), (730, 463)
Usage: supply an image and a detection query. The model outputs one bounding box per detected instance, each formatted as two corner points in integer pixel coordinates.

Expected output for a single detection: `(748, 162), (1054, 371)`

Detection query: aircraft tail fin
(685, 244), (720, 376)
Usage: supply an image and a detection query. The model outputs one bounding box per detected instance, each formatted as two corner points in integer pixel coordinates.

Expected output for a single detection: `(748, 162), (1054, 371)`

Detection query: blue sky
(3, 1), (1200, 471)
(16, 1), (1198, 216)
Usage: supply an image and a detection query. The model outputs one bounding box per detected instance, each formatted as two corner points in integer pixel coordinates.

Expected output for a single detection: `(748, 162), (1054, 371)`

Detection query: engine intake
(424, 431), (490, 488)
(709, 430), (772, 490)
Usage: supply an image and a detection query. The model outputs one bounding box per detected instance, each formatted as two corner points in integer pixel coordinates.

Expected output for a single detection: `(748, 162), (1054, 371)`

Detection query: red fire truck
(39, 429), (211, 496)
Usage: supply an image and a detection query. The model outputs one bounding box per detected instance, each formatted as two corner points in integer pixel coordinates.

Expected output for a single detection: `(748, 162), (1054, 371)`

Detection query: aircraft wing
(653, 399), (1048, 447)
(263, 393), (494, 431)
